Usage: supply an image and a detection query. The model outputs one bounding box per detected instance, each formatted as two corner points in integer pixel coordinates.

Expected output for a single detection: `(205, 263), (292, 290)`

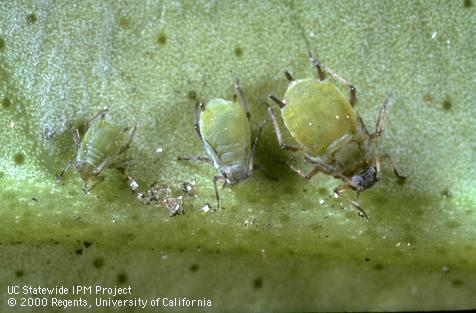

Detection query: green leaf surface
(1, 1), (475, 312)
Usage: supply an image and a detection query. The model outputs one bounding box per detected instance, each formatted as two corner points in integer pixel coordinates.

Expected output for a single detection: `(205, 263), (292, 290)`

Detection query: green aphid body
(267, 55), (405, 218)
(282, 79), (374, 177)
(57, 108), (137, 193)
(200, 99), (251, 184)
(76, 119), (127, 183)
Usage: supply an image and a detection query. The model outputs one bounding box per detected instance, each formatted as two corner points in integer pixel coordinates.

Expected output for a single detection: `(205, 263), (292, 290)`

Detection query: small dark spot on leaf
(414, 208), (424, 216)
(15, 270), (24, 278)
(440, 188), (452, 198)
(26, 13), (37, 24)
(327, 240), (343, 249)
(119, 16), (130, 28)
(464, 0), (472, 8)
(93, 258), (104, 268)
(234, 47), (243, 57)
(190, 263), (199, 272)
(452, 279), (463, 287)
(83, 241), (92, 248)
(14, 153), (25, 165)
(279, 214), (291, 224)
(435, 247), (448, 256)
(442, 99), (452, 111)
(422, 94), (433, 104)
(253, 278), (263, 289)
(117, 273), (128, 284)
(446, 220), (461, 229)
(365, 257), (370, 262)
(373, 263), (384, 271)
(187, 90), (197, 100)
(2, 97), (12, 109)
(0, 37), (5, 50)
(31, 197), (38, 202)
(157, 33), (167, 45)
(75, 249), (83, 255)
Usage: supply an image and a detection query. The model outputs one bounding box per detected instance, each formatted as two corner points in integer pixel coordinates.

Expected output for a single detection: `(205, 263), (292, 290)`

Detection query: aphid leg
(58, 124), (82, 181)
(308, 52), (357, 106)
(83, 176), (105, 194)
(235, 78), (251, 120)
(264, 102), (304, 152)
(72, 127), (81, 151)
(334, 184), (369, 219)
(118, 167), (140, 194)
(284, 71), (295, 82)
(303, 155), (336, 175)
(108, 158), (133, 171)
(377, 154), (406, 181)
(288, 164), (320, 179)
(247, 121), (266, 176)
(357, 116), (370, 136)
(308, 51), (326, 81)
(212, 175), (226, 209)
(177, 156), (210, 162)
(92, 158), (110, 176)
(117, 125), (137, 155)
(194, 101), (205, 140)
(371, 93), (392, 139)
(56, 160), (72, 182)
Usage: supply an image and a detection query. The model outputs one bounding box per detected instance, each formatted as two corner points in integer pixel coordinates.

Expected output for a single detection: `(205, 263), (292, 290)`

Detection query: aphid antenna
(307, 51), (326, 81)
(384, 91), (395, 106)
(235, 78), (251, 120)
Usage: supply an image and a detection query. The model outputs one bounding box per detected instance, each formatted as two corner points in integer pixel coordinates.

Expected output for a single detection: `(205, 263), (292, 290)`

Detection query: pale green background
(0, 1), (475, 312)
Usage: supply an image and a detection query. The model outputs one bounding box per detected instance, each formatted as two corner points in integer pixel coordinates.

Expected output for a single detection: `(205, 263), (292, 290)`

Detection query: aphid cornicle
(56, 107), (138, 194)
(267, 53), (406, 219)
(178, 79), (264, 209)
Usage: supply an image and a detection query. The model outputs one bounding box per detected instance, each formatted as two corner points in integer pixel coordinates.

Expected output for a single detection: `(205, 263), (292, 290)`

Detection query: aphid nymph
(57, 107), (137, 194)
(179, 79), (264, 209)
(267, 52), (405, 218)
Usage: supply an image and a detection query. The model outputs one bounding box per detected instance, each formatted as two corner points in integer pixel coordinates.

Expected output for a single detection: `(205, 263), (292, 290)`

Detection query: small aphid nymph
(178, 79), (264, 209)
(267, 52), (406, 218)
(57, 107), (137, 194)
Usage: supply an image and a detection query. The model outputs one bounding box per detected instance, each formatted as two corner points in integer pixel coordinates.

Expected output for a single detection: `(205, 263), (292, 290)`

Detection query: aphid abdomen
(217, 142), (249, 167)
(200, 99), (251, 169)
(282, 79), (357, 156)
(78, 120), (124, 170)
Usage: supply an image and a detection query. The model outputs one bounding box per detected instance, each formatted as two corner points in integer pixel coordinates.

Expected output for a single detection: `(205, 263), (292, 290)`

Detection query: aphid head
(351, 166), (379, 191)
(221, 165), (248, 185)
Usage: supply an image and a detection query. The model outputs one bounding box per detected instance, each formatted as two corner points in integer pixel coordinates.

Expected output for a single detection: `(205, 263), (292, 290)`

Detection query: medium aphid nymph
(179, 79), (265, 209)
